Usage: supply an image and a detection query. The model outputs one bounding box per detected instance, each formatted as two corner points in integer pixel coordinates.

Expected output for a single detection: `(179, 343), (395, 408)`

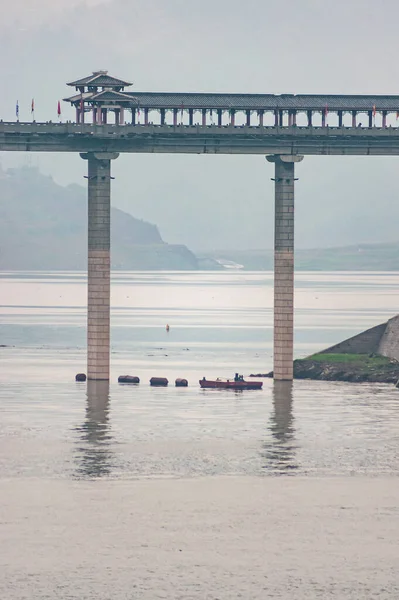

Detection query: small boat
(199, 374), (263, 390)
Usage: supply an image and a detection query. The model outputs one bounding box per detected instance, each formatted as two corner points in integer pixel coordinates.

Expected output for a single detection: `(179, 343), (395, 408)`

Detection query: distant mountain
(202, 243), (399, 270)
(0, 164), (199, 270)
(3, 163), (398, 272)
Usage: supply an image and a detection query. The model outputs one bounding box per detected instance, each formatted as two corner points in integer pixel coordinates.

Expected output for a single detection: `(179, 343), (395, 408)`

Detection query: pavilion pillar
(120, 107), (124, 125)
(352, 111), (357, 127)
(144, 108), (149, 125)
(288, 111), (293, 126)
(274, 110), (279, 127)
(76, 107), (80, 123)
(382, 111), (387, 128)
(292, 111), (297, 126)
(258, 110), (264, 127)
(217, 109), (223, 127)
(338, 111), (343, 127)
(160, 109), (166, 125)
(230, 110), (235, 126)
(279, 110), (283, 127)
(189, 109), (194, 126)
(321, 111), (326, 127)
(202, 109), (207, 127)
(173, 108), (178, 127)
(97, 107), (102, 124)
(115, 110), (120, 125)
(131, 108), (136, 125)
(246, 110), (251, 126)
(368, 111), (373, 128)
(80, 152), (119, 381)
(307, 110), (312, 126)
(266, 154), (303, 381)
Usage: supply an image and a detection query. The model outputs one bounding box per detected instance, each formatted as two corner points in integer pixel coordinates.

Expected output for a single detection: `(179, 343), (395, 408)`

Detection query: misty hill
(204, 243), (399, 270)
(0, 165), (198, 270)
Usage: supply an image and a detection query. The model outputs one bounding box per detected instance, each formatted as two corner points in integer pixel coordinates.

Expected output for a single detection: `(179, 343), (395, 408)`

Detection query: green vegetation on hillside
(307, 353), (393, 366)
(292, 352), (399, 383)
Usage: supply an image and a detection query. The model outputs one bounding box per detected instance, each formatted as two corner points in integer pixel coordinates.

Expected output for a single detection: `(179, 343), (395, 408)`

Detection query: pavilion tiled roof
(123, 92), (399, 112)
(64, 90), (138, 104)
(90, 90), (137, 102)
(67, 71), (132, 88)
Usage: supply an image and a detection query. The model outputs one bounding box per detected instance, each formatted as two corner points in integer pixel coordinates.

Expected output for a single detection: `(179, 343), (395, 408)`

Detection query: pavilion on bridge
(64, 70), (138, 125)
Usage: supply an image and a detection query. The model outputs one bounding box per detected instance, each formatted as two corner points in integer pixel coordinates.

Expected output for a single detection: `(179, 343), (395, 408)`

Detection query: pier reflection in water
(262, 381), (297, 474)
(74, 381), (114, 478)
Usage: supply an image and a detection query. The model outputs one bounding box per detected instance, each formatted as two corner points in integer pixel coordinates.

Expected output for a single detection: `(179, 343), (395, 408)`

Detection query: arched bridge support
(266, 155), (303, 381)
(80, 152), (119, 381)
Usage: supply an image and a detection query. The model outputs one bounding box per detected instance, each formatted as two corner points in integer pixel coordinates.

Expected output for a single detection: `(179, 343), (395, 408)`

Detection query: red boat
(199, 374), (263, 390)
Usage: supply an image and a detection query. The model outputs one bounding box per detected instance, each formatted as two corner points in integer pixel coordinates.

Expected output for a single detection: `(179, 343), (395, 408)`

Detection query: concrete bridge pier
(266, 155), (303, 380)
(80, 152), (119, 380)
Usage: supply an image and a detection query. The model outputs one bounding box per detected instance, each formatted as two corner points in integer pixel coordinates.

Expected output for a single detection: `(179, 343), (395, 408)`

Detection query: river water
(1, 271), (399, 598)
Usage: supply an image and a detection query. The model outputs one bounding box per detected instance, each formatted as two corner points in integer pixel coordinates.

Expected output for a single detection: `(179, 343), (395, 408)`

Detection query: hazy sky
(1, 0), (399, 251)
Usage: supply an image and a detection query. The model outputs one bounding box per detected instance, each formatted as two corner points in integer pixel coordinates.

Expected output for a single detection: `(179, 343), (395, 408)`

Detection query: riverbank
(256, 353), (399, 383)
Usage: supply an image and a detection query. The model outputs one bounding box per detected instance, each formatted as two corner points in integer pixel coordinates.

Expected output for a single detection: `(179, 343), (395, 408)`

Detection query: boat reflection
(74, 380), (114, 478)
(262, 380), (298, 474)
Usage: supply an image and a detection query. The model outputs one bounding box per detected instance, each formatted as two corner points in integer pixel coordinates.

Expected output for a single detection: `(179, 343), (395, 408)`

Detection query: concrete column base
(266, 155), (303, 381)
(80, 152), (119, 381)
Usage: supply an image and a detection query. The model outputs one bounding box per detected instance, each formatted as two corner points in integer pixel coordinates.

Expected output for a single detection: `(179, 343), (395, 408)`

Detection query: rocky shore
(252, 353), (399, 384)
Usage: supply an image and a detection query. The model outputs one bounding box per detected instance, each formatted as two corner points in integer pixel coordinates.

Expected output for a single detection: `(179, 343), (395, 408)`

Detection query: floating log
(75, 373), (87, 382)
(175, 378), (188, 387)
(150, 377), (168, 387)
(118, 375), (140, 384)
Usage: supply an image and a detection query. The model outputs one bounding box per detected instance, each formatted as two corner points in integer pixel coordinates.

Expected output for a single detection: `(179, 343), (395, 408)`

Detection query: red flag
(57, 101), (61, 117)
(80, 95), (84, 111)
(31, 98), (34, 113)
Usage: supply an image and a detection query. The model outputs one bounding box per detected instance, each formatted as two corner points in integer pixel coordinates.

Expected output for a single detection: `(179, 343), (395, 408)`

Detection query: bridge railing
(2, 121), (399, 136)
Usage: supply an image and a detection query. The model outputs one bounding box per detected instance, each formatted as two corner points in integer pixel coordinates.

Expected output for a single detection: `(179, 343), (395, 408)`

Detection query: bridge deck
(2, 122), (399, 155)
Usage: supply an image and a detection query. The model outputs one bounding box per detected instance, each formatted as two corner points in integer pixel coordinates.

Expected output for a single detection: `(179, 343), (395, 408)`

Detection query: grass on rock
(304, 353), (395, 366)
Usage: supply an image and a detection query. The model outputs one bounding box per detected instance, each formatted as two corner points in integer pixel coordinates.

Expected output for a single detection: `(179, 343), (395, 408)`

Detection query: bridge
(2, 121), (399, 155)
(2, 70), (399, 382)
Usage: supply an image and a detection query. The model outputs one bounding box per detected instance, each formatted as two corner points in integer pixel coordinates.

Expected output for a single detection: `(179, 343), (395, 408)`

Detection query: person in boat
(234, 373), (244, 382)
